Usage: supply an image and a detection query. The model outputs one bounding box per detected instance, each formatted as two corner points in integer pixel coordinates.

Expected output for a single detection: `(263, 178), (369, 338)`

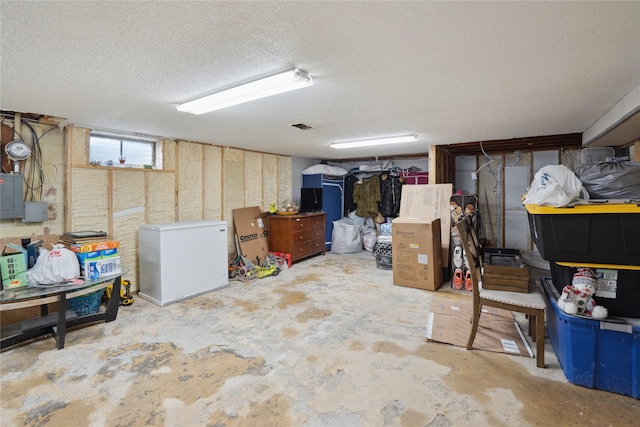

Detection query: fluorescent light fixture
(177, 68), (313, 115)
(330, 134), (418, 149)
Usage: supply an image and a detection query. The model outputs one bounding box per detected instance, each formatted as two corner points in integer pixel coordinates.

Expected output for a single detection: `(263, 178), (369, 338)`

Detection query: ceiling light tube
(330, 134), (418, 149)
(177, 68), (313, 115)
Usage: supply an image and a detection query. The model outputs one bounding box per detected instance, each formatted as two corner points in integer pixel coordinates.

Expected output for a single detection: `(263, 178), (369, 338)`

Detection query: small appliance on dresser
(138, 220), (228, 306)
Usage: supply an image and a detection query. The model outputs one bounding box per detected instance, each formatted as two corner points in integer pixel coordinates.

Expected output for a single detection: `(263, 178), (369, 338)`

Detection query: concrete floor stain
(296, 307), (332, 322)
(25, 399), (92, 427)
(412, 342), (640, 426)
(281, 326), (297, 338)
(349, 340), (365, 351)
(273, 289), (308, 308)
(0, 342), (268, 426)
(206, 393), (292, 427)
(234, 299), (259, 312)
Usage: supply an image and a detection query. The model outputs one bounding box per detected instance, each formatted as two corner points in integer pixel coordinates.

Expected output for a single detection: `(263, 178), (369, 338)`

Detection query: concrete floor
(1, 251), (639, 426)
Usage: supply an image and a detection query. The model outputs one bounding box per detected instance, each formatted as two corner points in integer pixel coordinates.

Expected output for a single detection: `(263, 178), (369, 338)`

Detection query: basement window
(89, 132), (159, 168)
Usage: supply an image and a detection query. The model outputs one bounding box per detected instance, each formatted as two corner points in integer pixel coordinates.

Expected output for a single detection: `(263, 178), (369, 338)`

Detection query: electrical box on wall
(0, 173), (25, 219)
(23, 201), (48, 223)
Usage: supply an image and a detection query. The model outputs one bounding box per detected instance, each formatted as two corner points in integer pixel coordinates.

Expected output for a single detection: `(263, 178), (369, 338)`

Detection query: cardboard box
(82, 256), (121, 281)
(398, 184), (453, 267)
(392, 218), (443, 291)
(0, 252), (27, 278)
(2, 271), (28, 289)
(100, 248), (118, 258)
(232, 206), (270, 264)
(1, 248), (28, 290)
(70, 240), (120, 253)
(75, 250), (101, 263)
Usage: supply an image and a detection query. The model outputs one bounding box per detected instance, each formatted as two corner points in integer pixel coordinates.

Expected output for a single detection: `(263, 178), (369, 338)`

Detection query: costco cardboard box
(232, 206), (270, 264)
(392, 218), (443, 291)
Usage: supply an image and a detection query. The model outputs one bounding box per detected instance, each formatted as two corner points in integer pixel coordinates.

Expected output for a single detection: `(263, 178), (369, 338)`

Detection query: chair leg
(529, 315), (536, 340)
(535, 309), (545, 368)
(466, 303), (482, 350)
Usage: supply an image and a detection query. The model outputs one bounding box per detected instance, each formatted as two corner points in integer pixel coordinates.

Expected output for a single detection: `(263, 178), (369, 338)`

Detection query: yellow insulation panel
(70, 168), (109, 232)
(262, 153), (278, 212)
(178, 142), (203, 221)
(244, 151), (263, 208)
(204, 145), (222, 220)
(148, 172), (176, 224)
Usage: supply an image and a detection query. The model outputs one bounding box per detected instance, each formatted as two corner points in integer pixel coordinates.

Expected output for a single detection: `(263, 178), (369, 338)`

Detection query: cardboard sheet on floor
(424, 294), (533, 357)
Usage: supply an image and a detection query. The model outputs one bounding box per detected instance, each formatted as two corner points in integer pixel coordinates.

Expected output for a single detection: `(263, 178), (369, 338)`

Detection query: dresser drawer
(308, 238), (325, 254)
(309, 228), (323, 241)
(292, 239), (325, 259)
(291, 242), (310, 258)
(291, 217), (311, 231)
(308, 215), (324, 230)
(292, 230), (310, 244)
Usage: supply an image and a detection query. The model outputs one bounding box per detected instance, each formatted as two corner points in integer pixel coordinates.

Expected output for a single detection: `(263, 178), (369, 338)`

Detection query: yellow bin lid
(525, 203), (640, 215)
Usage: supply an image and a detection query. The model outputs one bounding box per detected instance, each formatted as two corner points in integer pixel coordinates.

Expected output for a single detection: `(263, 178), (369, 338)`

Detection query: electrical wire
(1, 112), (59, 201)
(474, 141), (495, 175)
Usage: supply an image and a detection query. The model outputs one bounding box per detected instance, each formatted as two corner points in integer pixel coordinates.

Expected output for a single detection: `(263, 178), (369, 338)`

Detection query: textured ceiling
(1, 1), (639, 160)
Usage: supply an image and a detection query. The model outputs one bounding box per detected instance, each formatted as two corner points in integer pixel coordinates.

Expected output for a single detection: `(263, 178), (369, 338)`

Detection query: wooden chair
(456, 215), (547, 368)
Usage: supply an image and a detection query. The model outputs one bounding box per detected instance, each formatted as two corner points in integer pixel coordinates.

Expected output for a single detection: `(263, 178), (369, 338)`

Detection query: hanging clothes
(343, 173), (359, 215)
(353, 174), (381, 218)
(379, 173), (404, 217)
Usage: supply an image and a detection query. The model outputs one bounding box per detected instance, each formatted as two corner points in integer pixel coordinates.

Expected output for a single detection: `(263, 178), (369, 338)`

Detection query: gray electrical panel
(0, 173), (25, 219)
(23, 201), (48, 222)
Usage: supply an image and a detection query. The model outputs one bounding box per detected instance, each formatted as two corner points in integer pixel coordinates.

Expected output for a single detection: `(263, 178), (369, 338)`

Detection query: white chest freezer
(138, 220), (229, 306)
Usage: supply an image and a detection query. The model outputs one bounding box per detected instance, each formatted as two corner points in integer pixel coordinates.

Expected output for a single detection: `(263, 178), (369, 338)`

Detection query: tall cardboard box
(392, 218), (443, 291)
(232, 207), (270, 264)
(398, 184), (453, 268)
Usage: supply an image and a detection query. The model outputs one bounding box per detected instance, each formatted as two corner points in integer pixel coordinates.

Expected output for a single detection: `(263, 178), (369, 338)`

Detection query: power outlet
(471, 172), (478, 180)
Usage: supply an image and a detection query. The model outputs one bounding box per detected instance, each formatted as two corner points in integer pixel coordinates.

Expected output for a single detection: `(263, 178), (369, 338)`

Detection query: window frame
(89, 131), (159, 169)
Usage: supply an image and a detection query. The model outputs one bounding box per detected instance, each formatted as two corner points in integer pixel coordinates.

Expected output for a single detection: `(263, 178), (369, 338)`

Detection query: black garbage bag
(574, 159), (640, 200)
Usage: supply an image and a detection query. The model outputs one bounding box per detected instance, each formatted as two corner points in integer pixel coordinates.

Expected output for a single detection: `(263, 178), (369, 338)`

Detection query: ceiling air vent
(289, 123), (315, 131)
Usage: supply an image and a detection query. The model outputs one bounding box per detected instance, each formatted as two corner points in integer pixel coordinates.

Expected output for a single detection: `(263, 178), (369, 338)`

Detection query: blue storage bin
(542, 277), (640, 399)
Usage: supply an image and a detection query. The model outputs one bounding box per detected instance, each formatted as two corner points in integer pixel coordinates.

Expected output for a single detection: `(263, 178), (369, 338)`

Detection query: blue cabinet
(302, 174), (344, 250)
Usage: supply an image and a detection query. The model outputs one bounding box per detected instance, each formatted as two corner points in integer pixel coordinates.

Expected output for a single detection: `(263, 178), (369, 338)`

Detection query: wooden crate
(482, 264), (530, 293)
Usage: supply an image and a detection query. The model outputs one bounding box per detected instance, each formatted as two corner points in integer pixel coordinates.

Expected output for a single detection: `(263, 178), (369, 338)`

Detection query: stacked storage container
(526, 202), (640, 398)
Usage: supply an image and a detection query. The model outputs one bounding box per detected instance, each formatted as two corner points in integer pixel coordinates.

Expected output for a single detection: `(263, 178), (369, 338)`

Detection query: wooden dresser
(269, 212), (326, 263)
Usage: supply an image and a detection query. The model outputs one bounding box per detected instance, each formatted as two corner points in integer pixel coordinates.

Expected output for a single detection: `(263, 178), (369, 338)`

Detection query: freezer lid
(139, 220), (227, 231)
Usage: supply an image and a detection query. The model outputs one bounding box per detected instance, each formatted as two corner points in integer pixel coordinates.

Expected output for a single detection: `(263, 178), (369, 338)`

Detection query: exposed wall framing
(429, 145), (455, 184)
(59, 126), (292, 291)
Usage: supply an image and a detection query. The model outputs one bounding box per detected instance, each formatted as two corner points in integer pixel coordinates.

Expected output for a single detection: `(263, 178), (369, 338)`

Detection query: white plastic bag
(522, 165), (589, 207)
(331, 218), (363, 254)
(26, 244), (80, 285)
